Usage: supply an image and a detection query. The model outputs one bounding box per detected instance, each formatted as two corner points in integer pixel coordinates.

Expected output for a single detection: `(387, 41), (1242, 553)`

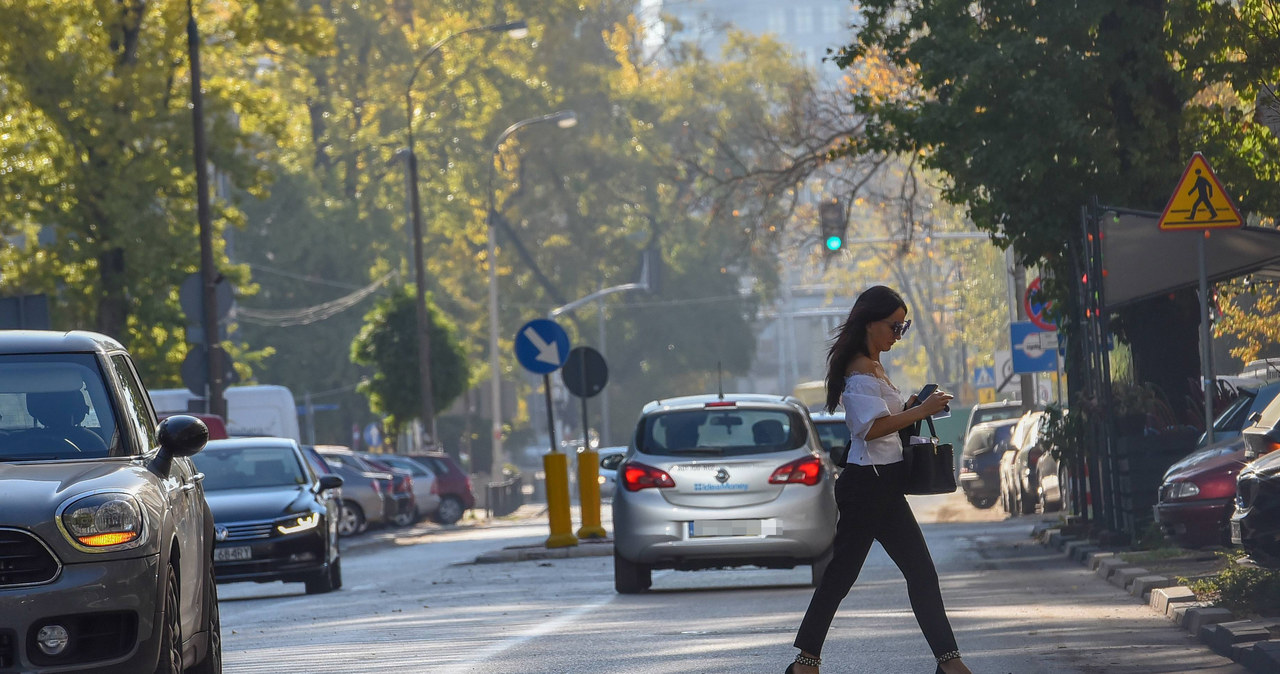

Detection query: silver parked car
(374, 454), (442, 521)
(309, 445), (392, 535)
(611, 393), (838, 593)
(597, 446), (628, 500)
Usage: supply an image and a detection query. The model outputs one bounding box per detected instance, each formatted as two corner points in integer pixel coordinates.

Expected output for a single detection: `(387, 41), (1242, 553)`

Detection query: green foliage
(350, 285), (468, 437)
(1190, 550), (1280, 617)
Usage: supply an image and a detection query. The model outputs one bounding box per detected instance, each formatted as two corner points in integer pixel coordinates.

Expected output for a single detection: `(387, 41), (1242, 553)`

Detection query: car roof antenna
(717, 361), (725, 400)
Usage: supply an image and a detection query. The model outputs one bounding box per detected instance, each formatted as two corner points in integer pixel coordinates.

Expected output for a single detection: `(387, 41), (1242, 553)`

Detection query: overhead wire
(235, 271), (399, 327)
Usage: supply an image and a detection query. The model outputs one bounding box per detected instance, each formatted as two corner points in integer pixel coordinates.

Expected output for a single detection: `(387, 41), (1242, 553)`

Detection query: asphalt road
(215, 494), (1244, 673)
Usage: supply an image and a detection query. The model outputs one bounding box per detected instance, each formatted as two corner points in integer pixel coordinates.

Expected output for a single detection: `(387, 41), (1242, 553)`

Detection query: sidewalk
(1036, 524), (1280, 673)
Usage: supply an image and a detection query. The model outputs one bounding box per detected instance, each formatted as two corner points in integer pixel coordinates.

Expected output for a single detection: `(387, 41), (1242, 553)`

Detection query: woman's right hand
(919, 389), (953, 416)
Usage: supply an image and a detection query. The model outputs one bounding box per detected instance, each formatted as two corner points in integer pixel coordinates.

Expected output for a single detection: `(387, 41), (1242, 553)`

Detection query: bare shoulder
(846, 355), (876, 376)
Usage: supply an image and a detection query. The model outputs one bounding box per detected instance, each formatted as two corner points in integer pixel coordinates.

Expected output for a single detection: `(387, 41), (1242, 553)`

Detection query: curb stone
(1036, 528), (1280, 673)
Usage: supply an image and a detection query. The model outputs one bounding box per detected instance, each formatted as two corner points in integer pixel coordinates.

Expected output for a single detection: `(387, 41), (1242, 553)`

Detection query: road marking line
(466, 593), (615, 666)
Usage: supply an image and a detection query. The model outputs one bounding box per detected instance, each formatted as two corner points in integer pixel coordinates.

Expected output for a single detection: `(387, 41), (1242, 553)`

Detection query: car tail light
(1265, 440), (1280, 455)
(769, 456), (822, 486)
(621, 462), (675, 491)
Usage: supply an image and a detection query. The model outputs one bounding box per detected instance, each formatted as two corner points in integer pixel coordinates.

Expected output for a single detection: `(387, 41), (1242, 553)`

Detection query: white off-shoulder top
(840, 373), (905, 466)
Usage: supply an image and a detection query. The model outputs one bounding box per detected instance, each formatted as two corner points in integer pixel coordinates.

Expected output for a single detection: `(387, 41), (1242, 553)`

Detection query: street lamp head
(494, 19), (529, 39)
(554, 110), (578, 129)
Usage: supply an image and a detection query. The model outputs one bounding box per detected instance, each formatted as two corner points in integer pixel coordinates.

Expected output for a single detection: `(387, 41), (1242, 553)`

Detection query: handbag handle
(923, 415), (938, 439)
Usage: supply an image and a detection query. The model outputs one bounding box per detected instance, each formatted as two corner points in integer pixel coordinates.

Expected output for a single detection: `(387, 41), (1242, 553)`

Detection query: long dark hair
(824, 285), (907, 413)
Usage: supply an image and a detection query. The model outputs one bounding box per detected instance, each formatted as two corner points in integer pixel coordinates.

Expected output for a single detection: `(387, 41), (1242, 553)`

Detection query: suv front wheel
(614, 550), (651, 594)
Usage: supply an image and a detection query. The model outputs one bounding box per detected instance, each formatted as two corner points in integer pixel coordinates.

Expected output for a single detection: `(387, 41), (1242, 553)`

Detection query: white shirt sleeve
(841, 376), (892, 440)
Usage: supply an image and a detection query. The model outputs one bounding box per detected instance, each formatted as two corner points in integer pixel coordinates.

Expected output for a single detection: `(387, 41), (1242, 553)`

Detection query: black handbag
(901, 416), (957, 495)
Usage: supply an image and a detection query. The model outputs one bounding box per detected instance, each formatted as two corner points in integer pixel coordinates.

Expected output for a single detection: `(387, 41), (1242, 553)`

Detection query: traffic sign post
(513, 318), (577, 548)
(1156, 153), (1243, 444)
(562, 346), (609, 540)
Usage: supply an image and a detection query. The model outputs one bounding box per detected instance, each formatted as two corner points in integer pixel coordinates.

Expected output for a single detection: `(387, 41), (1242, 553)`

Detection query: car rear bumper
(0, 554), (163, 673)
(1153, 498), (1232, 548)
(612, 486), (837, 568)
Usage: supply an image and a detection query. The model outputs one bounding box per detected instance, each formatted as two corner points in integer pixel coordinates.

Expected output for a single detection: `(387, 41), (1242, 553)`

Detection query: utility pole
(1007, 249), (1036, 410)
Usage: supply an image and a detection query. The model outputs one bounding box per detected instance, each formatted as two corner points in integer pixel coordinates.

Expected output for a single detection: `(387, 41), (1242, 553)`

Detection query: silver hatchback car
(611, 393), (838, 593)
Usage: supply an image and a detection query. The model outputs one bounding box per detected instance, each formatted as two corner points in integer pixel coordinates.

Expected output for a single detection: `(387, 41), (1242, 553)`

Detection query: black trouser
(793, 461), (959, 659)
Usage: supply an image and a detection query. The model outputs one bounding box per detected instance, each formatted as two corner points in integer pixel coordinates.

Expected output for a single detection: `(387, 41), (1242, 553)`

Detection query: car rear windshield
(974, 406), (1022, 426)
(194, 445), (308, 490)
(636, 407), (807, 457)
(0, 354), (120, 461)
(964, 423), (1014, 456)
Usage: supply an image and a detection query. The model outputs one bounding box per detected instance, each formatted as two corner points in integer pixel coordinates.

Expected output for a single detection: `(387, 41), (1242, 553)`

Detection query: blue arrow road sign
(515, 318), (570, 375)
(1010, 321), (1059, 374)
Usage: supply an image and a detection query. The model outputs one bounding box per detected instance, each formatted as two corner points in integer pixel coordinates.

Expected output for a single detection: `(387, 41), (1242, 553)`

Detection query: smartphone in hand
(910, 383), (951, 418)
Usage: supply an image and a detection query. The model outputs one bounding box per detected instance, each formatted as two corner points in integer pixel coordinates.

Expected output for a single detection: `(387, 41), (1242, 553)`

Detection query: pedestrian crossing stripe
(1157, 152), (1243, 231)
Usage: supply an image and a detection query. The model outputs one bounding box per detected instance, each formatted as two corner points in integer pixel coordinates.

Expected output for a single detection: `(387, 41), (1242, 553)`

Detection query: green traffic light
(825, 236), (843, 251)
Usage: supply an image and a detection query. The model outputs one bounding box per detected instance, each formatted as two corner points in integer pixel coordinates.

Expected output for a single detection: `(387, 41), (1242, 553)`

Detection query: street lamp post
(487, 110), (579, 478)
(403, 19), (528, 449)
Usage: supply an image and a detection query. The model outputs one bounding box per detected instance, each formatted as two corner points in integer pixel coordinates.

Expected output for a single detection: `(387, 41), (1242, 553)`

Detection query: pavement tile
(1151, 586), (1198, 615)
(1185, 607), (1237, 633)
(1096, 556), (1132, 580)
(1108, 566), (1150, 590)
(1237, 639), (1280, 674)
(1086, 550), (1117, 570)
(1201, 620), (1272, 657)
(1129, 574), (1175, 598)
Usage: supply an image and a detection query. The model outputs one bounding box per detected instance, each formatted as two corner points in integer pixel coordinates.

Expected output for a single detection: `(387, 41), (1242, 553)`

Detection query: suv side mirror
(151, 415), (209, 475)
(157, 415), (209, 458)
(318, 474), (344, 491)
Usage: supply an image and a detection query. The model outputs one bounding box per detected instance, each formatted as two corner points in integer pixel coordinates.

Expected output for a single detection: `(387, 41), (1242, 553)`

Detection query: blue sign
(515, 318), (570, 375)
(1010, 321), (1059, 374)
(973, 366), (996, 389)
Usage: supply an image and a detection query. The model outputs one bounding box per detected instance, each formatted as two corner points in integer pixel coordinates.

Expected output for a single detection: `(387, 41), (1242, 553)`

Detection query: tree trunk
(96, 247), (128, 339)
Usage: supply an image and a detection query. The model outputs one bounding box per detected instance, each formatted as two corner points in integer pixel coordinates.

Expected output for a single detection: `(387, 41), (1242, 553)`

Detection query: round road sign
(514, 318), (570, 375)
(1024, 277), (1056, 331)
(561, 346), (608, 398)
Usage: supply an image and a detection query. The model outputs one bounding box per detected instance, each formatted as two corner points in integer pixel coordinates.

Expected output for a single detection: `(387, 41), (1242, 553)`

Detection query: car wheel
(154, 564), (182, 674)
(810, 547), (833, 586)
(304, 560), (338, 594)
(189, 563), (221, 674)
(432, 496), (465, 525)
(1018, 484), (1035, 515)
(391, 510), (414, 527)
(337, 502), (365, 536)
(968, 494), (997, 509)
(613, 550), (651, 594)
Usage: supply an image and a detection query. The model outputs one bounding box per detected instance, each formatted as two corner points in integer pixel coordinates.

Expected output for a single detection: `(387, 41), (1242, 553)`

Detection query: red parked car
(406, 453), (475, 525)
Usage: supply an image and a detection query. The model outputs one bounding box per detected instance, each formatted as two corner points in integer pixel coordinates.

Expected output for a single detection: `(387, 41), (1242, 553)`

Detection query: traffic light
(819, 200), (846, 258)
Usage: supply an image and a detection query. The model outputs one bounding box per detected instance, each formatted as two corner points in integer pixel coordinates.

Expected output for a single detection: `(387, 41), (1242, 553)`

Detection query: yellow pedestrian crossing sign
(1157, 153), (1243, 231)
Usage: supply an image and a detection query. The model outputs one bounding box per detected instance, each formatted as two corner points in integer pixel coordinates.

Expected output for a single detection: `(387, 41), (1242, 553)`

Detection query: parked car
(1156, 436), (1249, 548)
(373, 454), (442, 521)
(611, 393), (838, 594)
(358, 453), (418, 526)
(1241, 381), (1280, 461)
(1000, 410), (1048, 515)
(193, 437), (343, 594)
(1232, 448), (1280, 567)
(308, 445), (391, 535)
(962, 400), (1023, 446)
(959, 419), (1018, 509)
(597, 446), (628, 500)
(809, 411), (851, 468)
(319, 447), (411, 528)
(1164, 381), (1280, 481)
(0, 330), (220, 673)
(405, 452), (476, 524)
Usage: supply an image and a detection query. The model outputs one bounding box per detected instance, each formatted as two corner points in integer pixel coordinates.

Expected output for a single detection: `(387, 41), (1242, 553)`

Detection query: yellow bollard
(576, 449), (607, 539)
(543, 451), (578, 548)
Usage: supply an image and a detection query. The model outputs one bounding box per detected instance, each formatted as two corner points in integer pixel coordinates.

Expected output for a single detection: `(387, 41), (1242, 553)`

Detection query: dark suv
(0, 330), (219, 673)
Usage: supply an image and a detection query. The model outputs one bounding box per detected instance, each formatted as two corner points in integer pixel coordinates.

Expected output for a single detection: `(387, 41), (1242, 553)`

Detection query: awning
(1101, 210), (1280, 310)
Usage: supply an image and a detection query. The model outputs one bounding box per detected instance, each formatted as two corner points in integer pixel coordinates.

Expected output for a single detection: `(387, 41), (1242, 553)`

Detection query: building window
(766, 8), (787, 34)
(794, 7), (815, 34)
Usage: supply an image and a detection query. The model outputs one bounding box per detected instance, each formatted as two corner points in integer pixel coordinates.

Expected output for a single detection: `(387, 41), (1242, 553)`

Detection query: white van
(148, 385), (301, 442)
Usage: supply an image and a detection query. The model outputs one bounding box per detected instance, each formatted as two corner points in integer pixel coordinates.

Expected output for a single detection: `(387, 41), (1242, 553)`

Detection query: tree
(351, 285), (468, 437)
(0, 0), (322, 381)
(834, 0), (1280, 417)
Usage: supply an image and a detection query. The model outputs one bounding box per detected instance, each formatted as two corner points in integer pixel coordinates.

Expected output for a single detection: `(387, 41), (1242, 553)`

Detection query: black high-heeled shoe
(785, 653), (821, 673)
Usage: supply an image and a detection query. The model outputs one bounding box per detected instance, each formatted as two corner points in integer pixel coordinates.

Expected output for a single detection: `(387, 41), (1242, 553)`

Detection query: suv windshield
(194, 445), (308, 490)
(0, 354), (118, 461)
(637, 407), (806, 456)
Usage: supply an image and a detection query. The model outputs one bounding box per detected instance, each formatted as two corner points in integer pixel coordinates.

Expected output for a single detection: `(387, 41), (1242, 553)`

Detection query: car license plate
(688, 519), (777, 537)
(213, 546), (252, 562)
(1231, 520), (1242, 544)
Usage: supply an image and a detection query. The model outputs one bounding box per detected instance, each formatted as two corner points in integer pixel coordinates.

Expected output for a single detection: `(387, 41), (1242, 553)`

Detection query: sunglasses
(883, 319), (911, 338)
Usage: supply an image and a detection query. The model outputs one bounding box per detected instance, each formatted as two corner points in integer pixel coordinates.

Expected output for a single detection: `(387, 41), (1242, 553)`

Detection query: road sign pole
(1199, 234), (1215, 445)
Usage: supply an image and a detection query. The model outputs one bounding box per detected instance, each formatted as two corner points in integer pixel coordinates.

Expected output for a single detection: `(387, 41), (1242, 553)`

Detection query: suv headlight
(59, 493), (145, 551)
